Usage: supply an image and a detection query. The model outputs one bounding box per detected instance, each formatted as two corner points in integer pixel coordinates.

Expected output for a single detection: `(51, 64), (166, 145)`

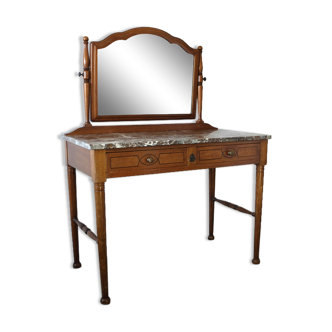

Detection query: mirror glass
(98, 34), (194, 116)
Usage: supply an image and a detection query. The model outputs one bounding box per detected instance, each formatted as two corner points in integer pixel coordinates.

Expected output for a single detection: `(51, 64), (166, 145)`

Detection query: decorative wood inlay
(199, 149), (222, 161)
(111, 155), (140, 169)
(237, 146), (258, 157)
(213, 197), (255, 217)
(159, 152), (184, 164)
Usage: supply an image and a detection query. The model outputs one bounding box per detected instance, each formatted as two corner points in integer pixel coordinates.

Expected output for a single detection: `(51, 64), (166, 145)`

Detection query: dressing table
(61, 27), (271, 305)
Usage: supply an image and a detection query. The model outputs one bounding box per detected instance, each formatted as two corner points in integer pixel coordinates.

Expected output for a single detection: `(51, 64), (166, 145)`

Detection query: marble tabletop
(61, 129), (272, 150)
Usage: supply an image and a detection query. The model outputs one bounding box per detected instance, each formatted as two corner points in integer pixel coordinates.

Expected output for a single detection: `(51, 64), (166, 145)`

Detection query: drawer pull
(223, 149), (237, 158)
(146, 157), (154, 163)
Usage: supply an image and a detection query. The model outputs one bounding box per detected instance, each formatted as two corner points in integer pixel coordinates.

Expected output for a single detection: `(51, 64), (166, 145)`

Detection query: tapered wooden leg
(202, 170), (209, 241)
(94, 182), (111, 305)
(203, 168), (217, 242)
(252, 165), (265, 264)
(67, 166), (81, 269)
(248, 165), (256, 264)
(207, 168), (217, 242)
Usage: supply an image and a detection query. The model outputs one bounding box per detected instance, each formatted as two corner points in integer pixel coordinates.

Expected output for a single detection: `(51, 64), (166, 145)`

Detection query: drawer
(107, 147), (188, 173)
(197, 143), (260, 164)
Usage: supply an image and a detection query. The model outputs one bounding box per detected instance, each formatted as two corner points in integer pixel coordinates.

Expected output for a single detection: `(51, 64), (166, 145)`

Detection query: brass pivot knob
(78, 72), (84, 77)
(203, 77), (207, 81)
(146, 157), (154, 163)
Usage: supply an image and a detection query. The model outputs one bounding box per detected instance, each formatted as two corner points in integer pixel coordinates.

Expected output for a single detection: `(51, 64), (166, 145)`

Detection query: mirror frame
(90, 27), (201, 122)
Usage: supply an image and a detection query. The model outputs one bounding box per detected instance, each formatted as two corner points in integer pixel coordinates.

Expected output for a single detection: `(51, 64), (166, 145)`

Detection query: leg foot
(73, 262), (82, 269)
(252, 258), (260, 265)
(100, 297), (111, 305)
(207, 234), (217, 242)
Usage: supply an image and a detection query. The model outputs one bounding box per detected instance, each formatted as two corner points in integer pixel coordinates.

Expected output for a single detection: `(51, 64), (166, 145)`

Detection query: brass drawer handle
(224, 149), (236, 157)
(146, 157), (154, 163)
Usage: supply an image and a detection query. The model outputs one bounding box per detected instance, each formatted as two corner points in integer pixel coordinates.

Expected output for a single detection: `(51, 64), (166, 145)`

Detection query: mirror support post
(196, 46), (204, 124)
(83, 36), (92, 127)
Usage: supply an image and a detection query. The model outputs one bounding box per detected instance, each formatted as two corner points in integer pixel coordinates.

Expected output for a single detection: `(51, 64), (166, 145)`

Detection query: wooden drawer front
(107, 148), (187, 172)
(110, 155), (140, 169)
(237, 146), (259, 157)
(197, 144), (260, 164)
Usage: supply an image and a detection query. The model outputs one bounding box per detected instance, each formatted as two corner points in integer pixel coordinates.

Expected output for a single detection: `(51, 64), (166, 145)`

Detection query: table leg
(252, 165), (265, 264)
(248, 165), (256, 265)
(94, 182), (111, 305)
(203, 168), (217, 242)
(67, 166), (81, 269)
(207, 168), (217, 242)
(202, 170), (209, 241)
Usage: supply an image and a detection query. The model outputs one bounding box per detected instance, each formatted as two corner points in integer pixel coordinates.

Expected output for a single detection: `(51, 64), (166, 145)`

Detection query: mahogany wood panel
(108, 153), (140, 169)
(67, 142), (91, 176)
(199, 149), (222, 161)
(159, 149), (187, 166)
(90, 149), (107, 183)
(237, 146), (258, 157)
(66, 122), (217, 136)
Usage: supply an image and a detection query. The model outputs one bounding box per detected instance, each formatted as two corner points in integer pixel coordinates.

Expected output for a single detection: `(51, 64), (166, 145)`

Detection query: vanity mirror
(89, 28), (200, 122)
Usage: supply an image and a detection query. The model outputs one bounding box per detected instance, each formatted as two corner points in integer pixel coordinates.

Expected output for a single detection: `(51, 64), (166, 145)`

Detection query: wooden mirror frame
(65, 24), (218, 136)
(89, 27), (201, 122)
